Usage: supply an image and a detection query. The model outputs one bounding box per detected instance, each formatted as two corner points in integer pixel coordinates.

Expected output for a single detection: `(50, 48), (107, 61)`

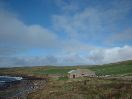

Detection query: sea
(0, 76), (23, 88)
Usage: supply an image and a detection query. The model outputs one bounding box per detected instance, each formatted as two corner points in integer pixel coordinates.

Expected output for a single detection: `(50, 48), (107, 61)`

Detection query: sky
(0, 0), (132, 67)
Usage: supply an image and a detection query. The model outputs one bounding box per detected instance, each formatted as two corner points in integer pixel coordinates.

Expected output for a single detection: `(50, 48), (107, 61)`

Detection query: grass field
(0, 60), (132, 99)
(33, 68), (72, 75)
(0, 60), (132, 76)
(33, 61), (132, 76)
(88, 60), (132, 75)
(28, 77), (132, 99)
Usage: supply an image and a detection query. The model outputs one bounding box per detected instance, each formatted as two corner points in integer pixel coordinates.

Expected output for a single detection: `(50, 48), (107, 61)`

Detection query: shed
(68, 69), (95, 78)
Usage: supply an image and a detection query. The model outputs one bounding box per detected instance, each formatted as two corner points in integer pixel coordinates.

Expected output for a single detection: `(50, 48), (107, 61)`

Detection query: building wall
(68, 72), (95, 78)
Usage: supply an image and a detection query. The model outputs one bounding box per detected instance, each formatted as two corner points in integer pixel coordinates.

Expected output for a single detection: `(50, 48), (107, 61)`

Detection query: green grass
(0, 60), (132, 76)
(28, 77), (132, 99)
(58, 76), (68, 80)
(88, 60), (132, 75)
(33, 68), (72, 75)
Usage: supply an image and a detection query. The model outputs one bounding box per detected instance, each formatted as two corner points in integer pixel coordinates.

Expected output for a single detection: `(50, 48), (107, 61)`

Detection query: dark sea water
(0, 76), (23, 88)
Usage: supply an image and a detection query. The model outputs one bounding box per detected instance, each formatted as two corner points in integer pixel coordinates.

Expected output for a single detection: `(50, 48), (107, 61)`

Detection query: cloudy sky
(0, 0), (132, 67)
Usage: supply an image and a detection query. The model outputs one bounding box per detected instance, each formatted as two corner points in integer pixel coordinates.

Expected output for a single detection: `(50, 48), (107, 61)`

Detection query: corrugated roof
(68, 70), (80, 74)
(68, 70), (75, 73)
(68, 69), (94, 74)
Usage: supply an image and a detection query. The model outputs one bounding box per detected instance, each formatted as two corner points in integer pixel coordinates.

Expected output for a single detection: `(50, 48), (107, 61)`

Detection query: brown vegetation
(28, 77), (132, 99)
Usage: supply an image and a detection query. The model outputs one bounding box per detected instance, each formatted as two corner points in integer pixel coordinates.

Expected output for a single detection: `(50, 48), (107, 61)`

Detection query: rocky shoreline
(0, 76), (47, 99)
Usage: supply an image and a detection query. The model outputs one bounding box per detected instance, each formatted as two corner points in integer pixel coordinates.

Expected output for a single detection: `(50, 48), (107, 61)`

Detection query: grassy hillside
(0, 66), (77, 77)
(33, 68), (72, 75)
(88, 60), (132, 75)
(0, 60), (132, 76)
(28, 77), (132, 99)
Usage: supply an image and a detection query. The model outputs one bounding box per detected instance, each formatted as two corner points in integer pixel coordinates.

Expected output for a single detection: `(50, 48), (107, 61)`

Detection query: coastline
(0, 75), (47, 99)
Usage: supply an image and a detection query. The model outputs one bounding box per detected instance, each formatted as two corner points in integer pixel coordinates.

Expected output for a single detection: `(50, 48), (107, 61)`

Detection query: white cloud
(55, 45), (132, 65)
(88, 45), (132, 64)
(0, 0), (132, 66)
(27, 25), (58, 48)
(55, 0), (79, 13)
(108, 28), (132, 44)
(0, 8), (59, 49)
(52, 0), (132, 41)
(0, 56), (58, 67)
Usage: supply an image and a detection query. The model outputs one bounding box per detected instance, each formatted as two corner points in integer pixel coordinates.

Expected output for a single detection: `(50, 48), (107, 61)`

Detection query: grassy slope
(33, 66), (80, 75)
(33, 68), (72, 75)
(28, 77), (132, 99)
(0, 66), (77, 77)
(88, 60), (132, 75)
(0, 60), (132, 76)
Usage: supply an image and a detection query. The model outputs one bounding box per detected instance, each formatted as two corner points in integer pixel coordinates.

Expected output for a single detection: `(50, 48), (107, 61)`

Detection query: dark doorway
(73, 75), (75, 78)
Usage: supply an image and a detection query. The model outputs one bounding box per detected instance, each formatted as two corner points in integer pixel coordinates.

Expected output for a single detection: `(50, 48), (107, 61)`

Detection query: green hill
(0, 60), (132, 76)
(88, 60), (132, 76)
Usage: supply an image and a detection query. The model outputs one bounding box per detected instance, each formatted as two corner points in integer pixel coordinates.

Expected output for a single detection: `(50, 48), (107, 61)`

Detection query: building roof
(68, 69), (95, 74)
(68, 70), (76, 73)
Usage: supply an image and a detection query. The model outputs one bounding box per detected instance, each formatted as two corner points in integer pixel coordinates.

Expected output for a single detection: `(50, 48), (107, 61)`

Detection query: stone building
(68, 69), (95, 78)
